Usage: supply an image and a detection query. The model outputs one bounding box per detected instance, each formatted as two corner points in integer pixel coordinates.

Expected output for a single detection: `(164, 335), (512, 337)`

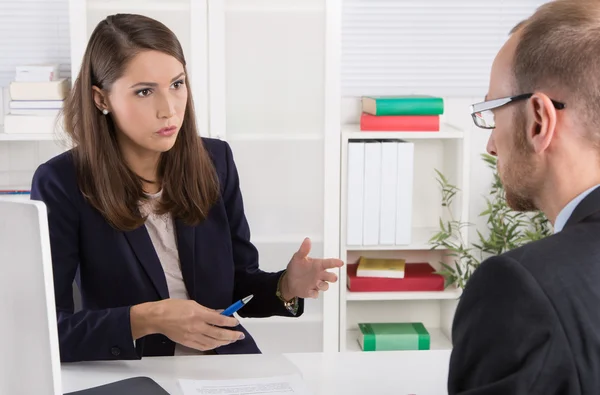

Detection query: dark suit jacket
(448, 187), (600, 394)
(30, 138), (303, 363)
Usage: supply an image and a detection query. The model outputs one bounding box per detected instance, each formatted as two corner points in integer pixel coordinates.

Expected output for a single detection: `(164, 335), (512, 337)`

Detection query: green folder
(358, 322), (430, 351)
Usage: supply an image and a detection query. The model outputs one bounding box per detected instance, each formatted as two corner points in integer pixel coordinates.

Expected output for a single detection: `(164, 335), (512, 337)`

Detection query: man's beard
(505, 184), (538, 212)
(502, 111), (540, 212)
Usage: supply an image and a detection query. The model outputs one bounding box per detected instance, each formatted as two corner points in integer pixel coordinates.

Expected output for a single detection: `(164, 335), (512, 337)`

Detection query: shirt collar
(554, 184), (600, 233)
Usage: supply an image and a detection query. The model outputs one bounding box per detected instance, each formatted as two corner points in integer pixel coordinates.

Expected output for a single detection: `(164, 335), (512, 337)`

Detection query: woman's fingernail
(239, 333), (245, 340)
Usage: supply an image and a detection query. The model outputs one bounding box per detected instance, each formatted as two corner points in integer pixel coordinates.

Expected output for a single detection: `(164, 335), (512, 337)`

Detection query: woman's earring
(102, 109), (109, 115)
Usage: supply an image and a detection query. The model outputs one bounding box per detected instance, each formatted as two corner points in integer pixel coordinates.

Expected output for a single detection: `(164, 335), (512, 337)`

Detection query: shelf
(88, 0), (189, 12)
(342, 124), (464, 140)
(346, 287), (461, 301)
(346, 327), (452, 352)
(251, 234), (324, 244)
(345, 227), (454, 251)
(226, 133), (323, 141)
(0, 133), (57, 141)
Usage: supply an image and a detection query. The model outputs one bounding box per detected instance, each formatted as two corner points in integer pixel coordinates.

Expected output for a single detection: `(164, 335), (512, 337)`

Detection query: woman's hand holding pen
(282, 237), (345, 300)
(130, 299), (245, 351)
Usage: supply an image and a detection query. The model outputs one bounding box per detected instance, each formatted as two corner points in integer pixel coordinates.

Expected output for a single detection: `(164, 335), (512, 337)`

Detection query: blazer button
(111, 346), (121, 357)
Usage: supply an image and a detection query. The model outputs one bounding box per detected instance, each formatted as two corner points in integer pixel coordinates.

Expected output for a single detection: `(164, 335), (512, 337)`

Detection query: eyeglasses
(470, 93), (566, 129)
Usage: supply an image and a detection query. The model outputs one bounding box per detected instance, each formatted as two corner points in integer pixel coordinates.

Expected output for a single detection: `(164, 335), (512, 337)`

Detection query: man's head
(472, 0), (600, 214)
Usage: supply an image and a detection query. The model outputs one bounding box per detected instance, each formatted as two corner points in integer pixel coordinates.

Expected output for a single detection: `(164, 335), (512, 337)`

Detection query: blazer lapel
(175, 219), (196, 300)
(564, 186), (600, 229)
(124, 226), (169, 300)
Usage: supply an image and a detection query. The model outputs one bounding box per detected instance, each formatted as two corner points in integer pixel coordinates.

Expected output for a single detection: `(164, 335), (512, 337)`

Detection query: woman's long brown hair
(64, 13), (219, 231)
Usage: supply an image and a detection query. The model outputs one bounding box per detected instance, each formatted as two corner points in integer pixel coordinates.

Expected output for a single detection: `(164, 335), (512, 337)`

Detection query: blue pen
(221, 294), (253, 316)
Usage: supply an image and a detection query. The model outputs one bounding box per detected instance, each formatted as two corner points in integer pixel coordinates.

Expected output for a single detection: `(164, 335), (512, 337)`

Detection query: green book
(361, 96), (444, 116)
(358, 322), (430, 351)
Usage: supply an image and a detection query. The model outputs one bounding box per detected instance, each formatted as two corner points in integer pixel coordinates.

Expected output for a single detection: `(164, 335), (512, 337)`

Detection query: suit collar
(174, 219), (196, 300)
(564, 185), (600, 229)
(124, 226), (169, 300)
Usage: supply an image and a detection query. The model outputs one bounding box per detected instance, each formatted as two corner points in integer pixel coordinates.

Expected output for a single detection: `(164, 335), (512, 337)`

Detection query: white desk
(62, 350), (451, 395)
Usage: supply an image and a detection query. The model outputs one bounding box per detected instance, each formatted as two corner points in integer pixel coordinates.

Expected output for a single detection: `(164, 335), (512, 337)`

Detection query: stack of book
(359, 95), (444, 132)
(3, 64), (68, 135)
(347, 257), (444, 292)
(357, 322), (431, 351)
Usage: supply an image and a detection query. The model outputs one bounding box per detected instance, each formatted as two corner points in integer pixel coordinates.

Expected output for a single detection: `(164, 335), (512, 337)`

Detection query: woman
(31, 13), (343, 363)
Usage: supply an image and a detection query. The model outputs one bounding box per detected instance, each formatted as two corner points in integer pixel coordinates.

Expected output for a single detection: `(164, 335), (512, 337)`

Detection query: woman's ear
(92, 86), (109, 114)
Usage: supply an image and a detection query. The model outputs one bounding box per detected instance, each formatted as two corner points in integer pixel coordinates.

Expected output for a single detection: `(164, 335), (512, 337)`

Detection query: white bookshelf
(332, 119), (471, 353)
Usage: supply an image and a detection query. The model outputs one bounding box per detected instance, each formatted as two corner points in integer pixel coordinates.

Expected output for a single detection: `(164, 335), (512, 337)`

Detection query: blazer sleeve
(220, 141), (304, 318)
(31, 162), (139, 362)
(447, 255), (570, 394)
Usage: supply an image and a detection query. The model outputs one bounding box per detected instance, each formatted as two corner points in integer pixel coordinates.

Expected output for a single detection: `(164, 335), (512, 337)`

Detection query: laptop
(0, 200), (168, 395)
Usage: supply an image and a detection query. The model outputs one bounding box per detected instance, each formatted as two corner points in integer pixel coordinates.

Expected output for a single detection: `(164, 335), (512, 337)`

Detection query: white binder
(363, 141), (382, 246)
(396, 141), (415, 245)
(346, 141), (365, 245)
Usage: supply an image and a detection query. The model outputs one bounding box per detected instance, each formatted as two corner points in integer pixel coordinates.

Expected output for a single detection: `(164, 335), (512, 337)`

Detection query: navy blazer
(30, 138), (303, 363)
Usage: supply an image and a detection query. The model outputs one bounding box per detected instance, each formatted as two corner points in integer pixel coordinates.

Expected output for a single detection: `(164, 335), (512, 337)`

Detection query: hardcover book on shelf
(356, 256), (405, 278)
(357, 322), (430, 351)
(9, 78), (69, 101)
(347, 262), (445, 292)
(361, 95), (444, 116)
(360, 113), (440, 132)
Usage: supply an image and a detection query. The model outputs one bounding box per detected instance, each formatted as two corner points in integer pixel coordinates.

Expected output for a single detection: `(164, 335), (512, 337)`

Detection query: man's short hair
(511, 0), (600, 136)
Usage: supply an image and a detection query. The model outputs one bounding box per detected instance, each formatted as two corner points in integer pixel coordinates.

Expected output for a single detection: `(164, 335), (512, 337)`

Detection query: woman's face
(96, 50), (188, 158)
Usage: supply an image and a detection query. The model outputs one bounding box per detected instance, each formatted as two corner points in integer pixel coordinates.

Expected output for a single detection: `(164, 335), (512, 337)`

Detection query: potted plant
(429, 153), (552, 289)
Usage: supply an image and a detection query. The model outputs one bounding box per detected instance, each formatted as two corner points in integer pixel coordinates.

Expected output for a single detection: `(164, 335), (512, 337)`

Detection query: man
(448, 0), (600, 393)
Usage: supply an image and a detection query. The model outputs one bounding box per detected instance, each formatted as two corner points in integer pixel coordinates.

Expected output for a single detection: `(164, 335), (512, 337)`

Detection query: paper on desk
(178, 374), (313, 395)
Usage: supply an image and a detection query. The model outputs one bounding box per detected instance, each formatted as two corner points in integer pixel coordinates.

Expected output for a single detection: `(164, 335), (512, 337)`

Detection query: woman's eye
(172, 80), (185, 89)
(136, 88), (152, 97)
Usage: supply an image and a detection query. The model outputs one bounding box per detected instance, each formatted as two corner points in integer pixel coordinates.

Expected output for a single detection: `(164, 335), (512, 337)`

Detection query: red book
(347, 262), (445, 292)
(360, 113), (440, 132)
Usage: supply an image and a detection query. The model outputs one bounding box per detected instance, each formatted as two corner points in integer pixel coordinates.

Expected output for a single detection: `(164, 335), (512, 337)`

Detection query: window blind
(0, 0), (71, 87)
(342, 0), (548, 97)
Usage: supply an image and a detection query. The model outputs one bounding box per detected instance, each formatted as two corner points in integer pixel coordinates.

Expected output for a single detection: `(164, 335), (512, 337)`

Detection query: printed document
(179, 374), (313, 395)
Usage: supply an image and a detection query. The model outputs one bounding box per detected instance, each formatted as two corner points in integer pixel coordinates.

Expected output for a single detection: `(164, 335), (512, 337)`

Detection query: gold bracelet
(276, 270), (292, 302)
(276, 271), (299, 315)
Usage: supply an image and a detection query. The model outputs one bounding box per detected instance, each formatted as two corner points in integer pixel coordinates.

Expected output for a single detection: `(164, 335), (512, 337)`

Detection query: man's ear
(527, 93), (557, 154)
(92, 86), (110, 113)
